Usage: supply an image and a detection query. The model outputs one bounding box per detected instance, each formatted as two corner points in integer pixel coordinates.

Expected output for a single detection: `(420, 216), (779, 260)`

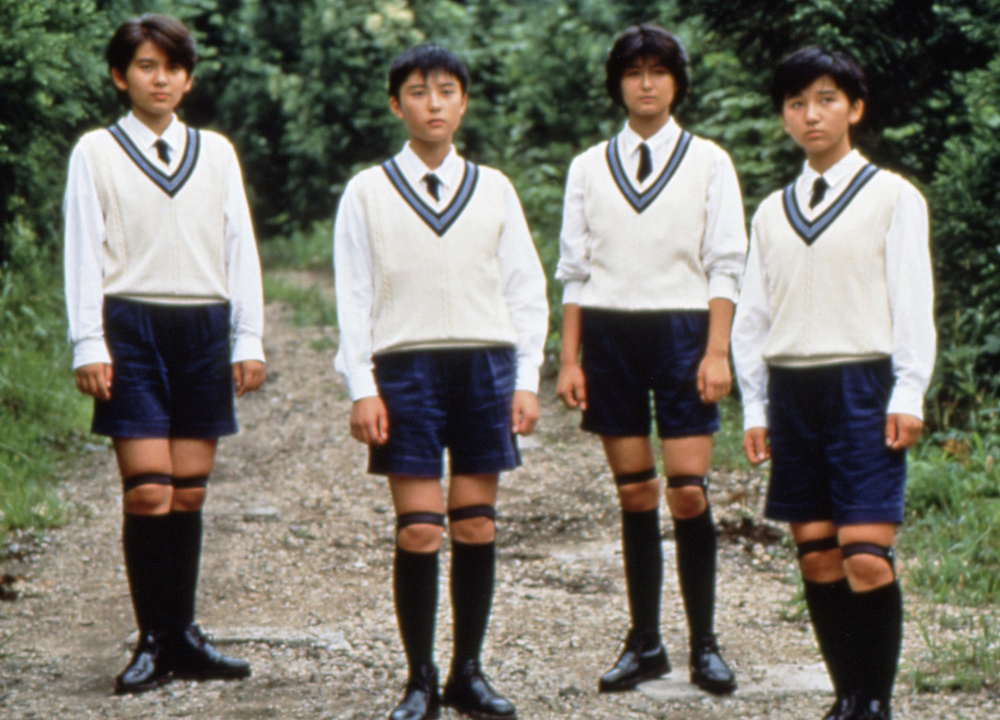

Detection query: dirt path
(1, 284), (996, 719)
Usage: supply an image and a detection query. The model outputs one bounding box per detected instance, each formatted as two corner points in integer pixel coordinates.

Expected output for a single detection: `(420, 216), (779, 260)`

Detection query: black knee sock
(394, 546), (439, 671)
(167, 509), (203, 631)
(804, 577), (852, 696)
(672, 505), (717, 642)
(450, 540), (496, 666)
(621, 508), (663, 637)
(122, 513), (173, 632)
(853, 581), (903, 708)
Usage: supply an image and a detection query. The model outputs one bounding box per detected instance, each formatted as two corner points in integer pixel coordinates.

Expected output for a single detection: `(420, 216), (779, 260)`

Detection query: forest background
(1, 0), (999, 691)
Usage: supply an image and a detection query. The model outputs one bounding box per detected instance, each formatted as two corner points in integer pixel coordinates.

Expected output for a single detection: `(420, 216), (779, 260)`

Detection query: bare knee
(844, 553), (895, 591)
(397, 523), (445, 553)
(798, 549), (845, 583)
(450, 516), (496, 544)
(123, 484), (172, 515)
(617, 478), (661, 512)
(171, 487), (207, 512)
(665, 485), (707, 519)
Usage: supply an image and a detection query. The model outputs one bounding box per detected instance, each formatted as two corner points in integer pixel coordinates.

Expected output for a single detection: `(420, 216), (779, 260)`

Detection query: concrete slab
(638, 661), (832, 701)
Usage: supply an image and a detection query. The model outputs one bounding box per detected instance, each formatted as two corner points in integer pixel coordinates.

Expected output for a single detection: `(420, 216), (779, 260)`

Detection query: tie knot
(154, 139), (171, 165)
(637, 142), (652, 183)
(423, 172), (441, 202)
(809, 176), (828, 209)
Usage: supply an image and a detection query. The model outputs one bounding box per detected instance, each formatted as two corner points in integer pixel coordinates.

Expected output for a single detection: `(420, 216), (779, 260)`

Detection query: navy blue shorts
(579, 309), (719, 439)
(369, 347), (520, 477)
(765, 359), (906, 526)
(92, 297), (236, 439)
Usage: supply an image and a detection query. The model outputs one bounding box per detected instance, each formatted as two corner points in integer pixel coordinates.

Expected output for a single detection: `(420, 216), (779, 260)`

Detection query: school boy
(333, 45), (548, 720)
(63, 15), (265, 694)
(555, 24), (745, 696)
(731, 47), (935, 720)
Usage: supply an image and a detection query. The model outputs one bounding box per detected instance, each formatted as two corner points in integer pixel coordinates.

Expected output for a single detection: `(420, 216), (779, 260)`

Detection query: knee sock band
(797, 535), (840, 559)
(666, 474), (706, 489)
(614, 468), (657, 486)
(172, 475), (209, 489)
(396, 512), (446, 531)
(122, 473), (171, 493)
(447, 504), (496, 523)
(842, 542), (896, 574)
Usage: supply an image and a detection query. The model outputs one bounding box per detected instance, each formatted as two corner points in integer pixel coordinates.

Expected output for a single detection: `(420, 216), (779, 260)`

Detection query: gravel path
(1, 280), (996, 719)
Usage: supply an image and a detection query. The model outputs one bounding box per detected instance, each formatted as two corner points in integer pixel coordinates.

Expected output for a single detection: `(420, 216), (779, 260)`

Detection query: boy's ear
(111, 67), (128, 92)
(849, 98), (865, 126)
(389, 95), (404, 120)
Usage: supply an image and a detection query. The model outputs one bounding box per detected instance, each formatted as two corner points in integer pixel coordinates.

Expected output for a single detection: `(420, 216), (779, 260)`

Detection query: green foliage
(901, 438), (1000, 606)
(0, 227), (89, 533)
(926, 56), (1000, 435)
(910, 610), (1000, 692)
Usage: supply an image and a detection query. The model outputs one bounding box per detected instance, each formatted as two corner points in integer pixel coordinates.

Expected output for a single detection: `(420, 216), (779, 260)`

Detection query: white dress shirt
(333, 143), (549, 400)
(63, 112), (265, 368)
(732, 150), (936, 429)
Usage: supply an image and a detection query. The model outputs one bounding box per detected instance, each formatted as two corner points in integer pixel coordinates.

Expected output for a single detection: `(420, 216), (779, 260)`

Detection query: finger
(575, 382), (587, 411)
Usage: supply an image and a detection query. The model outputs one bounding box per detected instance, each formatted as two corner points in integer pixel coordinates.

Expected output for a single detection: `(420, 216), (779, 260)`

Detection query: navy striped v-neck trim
(605, 131), (692, 213)
(107, 123), (200, 198)
(783, 164), (879, 245)
(381, 159), (479, 237)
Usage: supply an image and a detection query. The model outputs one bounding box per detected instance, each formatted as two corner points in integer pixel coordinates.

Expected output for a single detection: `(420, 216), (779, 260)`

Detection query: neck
(132, 109), (174, 137)
(627, 113), (671, 140)
(807, 142), (852, 175)
(408, 138), (452, 170)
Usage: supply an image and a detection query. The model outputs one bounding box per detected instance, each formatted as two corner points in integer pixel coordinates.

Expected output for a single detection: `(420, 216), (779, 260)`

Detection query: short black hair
(106, 14), (198, 107)
(770, 46), (868, 113)
(605, 24), (689, 111)
(387, 44), (470, 100)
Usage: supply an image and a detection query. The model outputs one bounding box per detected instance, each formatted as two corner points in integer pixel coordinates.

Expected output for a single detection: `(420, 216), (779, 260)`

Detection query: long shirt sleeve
(731, 223), (772, 430)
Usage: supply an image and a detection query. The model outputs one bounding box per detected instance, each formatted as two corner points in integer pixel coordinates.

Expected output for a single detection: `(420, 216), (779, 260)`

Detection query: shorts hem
(764, 504), (904, 526)
(91, 421), (237, 439)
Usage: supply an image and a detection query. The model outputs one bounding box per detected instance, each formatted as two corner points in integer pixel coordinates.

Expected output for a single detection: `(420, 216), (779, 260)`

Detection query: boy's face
(390, 69), (467, 150)
(111, 39), (192, 132)
(620, 55), (675, 126)
(781, 74), (864, 170)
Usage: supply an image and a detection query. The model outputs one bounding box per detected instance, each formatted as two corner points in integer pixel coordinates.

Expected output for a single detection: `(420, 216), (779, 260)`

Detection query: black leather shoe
(114, 630), (173, 694)
(598, 629), (670, 693)
(442, 659), (517, 720)
(390, 665), (441, 720)
(689, 634), (736, 695)
(856, 699), (891, 720)
(821, 695), (858, 720)
(167, 624), (251, 680)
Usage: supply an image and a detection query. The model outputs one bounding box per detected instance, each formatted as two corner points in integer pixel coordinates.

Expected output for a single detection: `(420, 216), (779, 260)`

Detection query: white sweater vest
(752, 165), (909, 366)
(576, 133), (718, 310)
(354, 162), (519, 355)
(77, 126), (234, 304)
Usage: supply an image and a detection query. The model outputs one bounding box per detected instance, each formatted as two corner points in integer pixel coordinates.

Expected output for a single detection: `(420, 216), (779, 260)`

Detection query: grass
(1, 235), (90, 536)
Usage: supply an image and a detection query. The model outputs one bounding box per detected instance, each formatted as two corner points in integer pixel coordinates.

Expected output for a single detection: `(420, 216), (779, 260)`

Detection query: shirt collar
(619, 117), (680, 157)
(801, 149), (866, 190)
(121, 112), (185, 154)
(396, 143), (464, 190)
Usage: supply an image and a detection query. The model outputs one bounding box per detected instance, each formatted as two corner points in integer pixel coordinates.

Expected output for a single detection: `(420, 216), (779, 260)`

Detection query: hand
(697, 351), (732, 404)
(743, 427), (770, 465)
(885, 413), (922, 450)
(74, 363), (113, 401)
(556, 363), (587, 410)
(511, 390), (540, 435)
(233, 360), (266, 397)
(350, 396), (389, 445)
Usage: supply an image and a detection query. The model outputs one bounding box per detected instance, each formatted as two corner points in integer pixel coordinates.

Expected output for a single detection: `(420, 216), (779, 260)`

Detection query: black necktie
(636, 142), (652, 183)
(809, 176), (828, 209)
(423, 173), (441, 202)
(154, 139), (171, 165)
